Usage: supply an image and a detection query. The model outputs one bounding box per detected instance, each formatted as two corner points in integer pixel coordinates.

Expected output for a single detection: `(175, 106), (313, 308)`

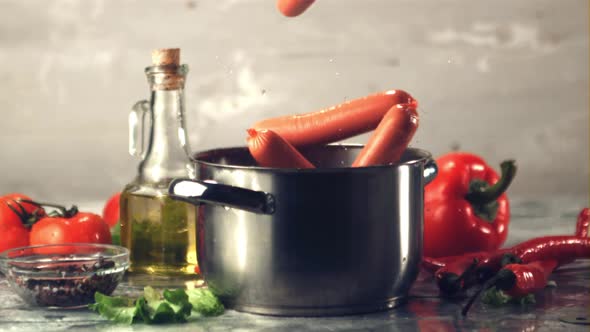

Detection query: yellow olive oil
(120, 190), (198, 277)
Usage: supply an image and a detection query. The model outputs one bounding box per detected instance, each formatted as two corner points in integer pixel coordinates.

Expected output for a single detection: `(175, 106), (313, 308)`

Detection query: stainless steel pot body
(169, 145), (437, 316)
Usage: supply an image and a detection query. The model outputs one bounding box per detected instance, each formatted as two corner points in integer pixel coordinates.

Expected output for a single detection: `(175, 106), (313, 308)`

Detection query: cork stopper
(151, 48), (180, 66)
(148, 48), (186, 90)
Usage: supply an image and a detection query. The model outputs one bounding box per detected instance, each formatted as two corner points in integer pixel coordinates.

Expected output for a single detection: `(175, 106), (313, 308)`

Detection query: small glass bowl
(0, 243), (129, 309)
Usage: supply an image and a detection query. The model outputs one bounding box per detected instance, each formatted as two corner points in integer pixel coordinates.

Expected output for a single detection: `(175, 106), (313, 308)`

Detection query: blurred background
(0, 0), (588, 203)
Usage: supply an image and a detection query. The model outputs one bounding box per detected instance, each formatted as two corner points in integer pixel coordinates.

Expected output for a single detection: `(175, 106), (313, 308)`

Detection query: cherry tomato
(0, 202), (25, 229)
(102, 192), (121, 228)
(0, 193), (45, 229)
(0, 224), (29, 253)
(30, 212), (112, 246)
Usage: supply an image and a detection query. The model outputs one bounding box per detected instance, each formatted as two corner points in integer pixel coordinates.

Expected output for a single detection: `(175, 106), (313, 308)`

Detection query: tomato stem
(5, 200), (26, 220)
(465, 160), (517, 206)
(17, 199), (78, 218)
(4, 199), (44, 227)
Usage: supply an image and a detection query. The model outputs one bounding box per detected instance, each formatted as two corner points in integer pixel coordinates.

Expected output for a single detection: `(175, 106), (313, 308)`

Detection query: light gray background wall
(0, 0), (588, 202)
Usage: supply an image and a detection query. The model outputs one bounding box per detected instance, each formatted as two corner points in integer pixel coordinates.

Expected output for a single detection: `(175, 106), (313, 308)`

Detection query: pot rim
(192, 143), (433, 174)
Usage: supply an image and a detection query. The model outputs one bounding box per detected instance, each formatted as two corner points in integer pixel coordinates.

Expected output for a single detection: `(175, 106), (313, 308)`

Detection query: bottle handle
(129, 100), (151, 159)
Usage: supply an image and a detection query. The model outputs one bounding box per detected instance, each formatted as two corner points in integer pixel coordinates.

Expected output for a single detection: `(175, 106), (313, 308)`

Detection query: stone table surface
(1, 195), (589, 332)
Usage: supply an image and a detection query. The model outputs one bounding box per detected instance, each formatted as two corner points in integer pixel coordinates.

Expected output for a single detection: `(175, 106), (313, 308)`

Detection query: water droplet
(329, 58), (334, 63)
(261, 89), (266, 95)
(340, 160), (345, 165)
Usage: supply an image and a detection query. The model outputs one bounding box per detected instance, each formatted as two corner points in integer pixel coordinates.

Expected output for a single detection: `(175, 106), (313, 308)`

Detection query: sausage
(247, 128), (315, 169)
(352, 103), (419, 167)
(277, 0), (315, 17)
(252, 90), (417, 147)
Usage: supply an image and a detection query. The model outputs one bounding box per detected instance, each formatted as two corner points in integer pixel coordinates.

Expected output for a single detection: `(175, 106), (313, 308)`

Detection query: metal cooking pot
(169, 144), (437, 316)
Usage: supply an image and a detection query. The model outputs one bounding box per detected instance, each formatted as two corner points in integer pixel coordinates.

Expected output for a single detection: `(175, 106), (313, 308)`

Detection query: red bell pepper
(423, 152), (517, 258)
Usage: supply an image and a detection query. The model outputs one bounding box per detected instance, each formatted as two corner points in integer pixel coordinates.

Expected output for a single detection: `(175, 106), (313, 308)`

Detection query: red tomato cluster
(0, 193), (112, 253)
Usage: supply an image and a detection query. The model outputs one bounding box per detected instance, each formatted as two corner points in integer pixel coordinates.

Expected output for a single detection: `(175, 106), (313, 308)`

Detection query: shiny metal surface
(169, 178), (276, 214)
(175, 145), (436, 316)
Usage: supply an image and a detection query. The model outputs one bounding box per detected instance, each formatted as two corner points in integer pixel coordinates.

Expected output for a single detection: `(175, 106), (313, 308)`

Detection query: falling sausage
(352, 103), (419, 167)
(277, 0), (315, 17)
(252, 90), (417, 147)
(247, 128), (315, 169)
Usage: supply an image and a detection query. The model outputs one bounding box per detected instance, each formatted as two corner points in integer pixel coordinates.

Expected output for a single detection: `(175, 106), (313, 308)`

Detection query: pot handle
(168, 178), (276, 215)
(423, 158), (438, 185)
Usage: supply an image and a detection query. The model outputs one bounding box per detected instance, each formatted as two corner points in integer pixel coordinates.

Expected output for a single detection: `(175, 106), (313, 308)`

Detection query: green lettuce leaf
(137, 287), (192, 324)
(186, 288), (224, 316)
(482, 287), (536, 307)
(90, 287), (222, 324)
(89, 292), (138, 325)
(163, 289), (193, 319)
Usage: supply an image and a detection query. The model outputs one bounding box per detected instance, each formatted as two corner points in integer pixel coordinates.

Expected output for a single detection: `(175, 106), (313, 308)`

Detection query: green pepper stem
(465, 160), (517, 206)
(439, 258), (481, 297)
(461, 269), (514, 316)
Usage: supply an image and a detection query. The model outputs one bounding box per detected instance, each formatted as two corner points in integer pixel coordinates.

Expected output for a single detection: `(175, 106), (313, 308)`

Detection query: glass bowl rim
(0, 243), (129, 265)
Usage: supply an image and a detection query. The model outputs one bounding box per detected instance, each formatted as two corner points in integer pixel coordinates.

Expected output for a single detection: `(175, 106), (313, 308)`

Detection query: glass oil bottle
(120, 48), (199, 286)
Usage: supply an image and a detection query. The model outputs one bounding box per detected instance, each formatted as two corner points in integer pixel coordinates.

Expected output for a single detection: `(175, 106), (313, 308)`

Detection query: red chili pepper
(425, 234), (590, 297)
(462, 259), (558, 316)
(425, 214), (590, 299)
(439, 235), (589, 272)
(576, 208), (589, 238)
(511, 236), (590, 265)
(428, 249), (516, 297)
(498, 260), (558, 297)
(423, 153), (517, 258)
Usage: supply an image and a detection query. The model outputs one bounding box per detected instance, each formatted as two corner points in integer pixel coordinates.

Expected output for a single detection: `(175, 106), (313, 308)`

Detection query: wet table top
(1, 195), (588, 332)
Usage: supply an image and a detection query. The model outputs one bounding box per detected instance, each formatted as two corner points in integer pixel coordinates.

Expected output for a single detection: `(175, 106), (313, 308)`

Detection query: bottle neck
(139, 88), (195, 184)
